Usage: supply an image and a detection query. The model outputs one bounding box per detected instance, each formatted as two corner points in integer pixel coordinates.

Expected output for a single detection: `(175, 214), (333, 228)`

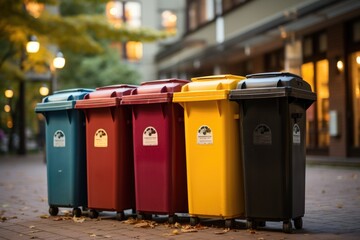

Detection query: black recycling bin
(229, 72), (316, 233)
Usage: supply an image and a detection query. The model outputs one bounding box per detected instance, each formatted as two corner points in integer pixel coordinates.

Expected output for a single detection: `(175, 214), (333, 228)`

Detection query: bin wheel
(116, 212), (125, 221)
(72, 207), (82, 217)
(137, 213), (152, 220)
(168, 215), (178, 224)
(246, 220), (257, 230)
(257, 221), (266, 227)
(49, 206), (59, 216)
(293, 217), (303, 229)
(283, 220), (293, 233)
(89, 209), (99, 219)
(190, 217), (200, 226)
(225, 219), (235, 228)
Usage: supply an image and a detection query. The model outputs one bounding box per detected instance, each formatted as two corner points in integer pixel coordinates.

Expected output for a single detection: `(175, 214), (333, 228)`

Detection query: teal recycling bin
(35, 88), (93, 217)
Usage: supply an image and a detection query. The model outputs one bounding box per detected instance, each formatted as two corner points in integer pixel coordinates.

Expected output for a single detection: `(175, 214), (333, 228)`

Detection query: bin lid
(121, 79), (189, 104)
(173, 74), (245, 102)
(75, 84), (137, 109)
(35, 88), (94, 112)
(228, 72), (316, 108)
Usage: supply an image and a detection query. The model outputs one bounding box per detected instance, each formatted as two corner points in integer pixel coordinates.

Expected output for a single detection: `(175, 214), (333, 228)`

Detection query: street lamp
(52, 51), (65, 92)
(26, 35), (40, 53)
(4, 88), (14, 99)
(53, 51), (66, 69)
(39, 84), (49, 96)
(17, 35), (40, 155)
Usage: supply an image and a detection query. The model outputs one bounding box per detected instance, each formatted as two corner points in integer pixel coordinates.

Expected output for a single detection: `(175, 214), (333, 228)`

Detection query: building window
(161, 10), (177, 34)
(222, 0), (250, 13)
(106, 1), (142, 62)
(187, 0), (215, 32)
(265, 48), (284, 72)
(303, 32), (327, 61)
(353, 20), (360, 42)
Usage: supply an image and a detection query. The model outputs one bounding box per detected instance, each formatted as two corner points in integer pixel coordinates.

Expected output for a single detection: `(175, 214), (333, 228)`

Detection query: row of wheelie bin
(35, 72), (316, 233)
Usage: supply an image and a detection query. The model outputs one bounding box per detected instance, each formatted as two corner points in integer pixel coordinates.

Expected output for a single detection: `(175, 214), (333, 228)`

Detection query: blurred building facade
(151, 0), (360, 158)
(102, 0), (360, 158)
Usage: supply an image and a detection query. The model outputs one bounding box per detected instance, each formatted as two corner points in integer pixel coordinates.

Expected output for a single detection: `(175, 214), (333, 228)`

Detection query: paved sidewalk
(0, 152), (360, 239)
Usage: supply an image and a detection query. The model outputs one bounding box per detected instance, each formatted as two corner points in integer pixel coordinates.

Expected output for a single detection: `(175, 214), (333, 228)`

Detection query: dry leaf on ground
(214, 228), (230, 234)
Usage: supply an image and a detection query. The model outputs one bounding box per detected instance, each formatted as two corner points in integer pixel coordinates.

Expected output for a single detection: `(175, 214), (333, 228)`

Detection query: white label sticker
(293, 124), (301, 144)
(253, 124), (272, 145)
(197, 125), (213, 144)
(53, 130), (65, 147)
(143, 126), (158, 146)
(94, 129), (108, 147)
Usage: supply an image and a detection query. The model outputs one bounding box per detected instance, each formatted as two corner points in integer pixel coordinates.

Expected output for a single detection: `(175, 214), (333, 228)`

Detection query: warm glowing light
(7, 120), (13, 129)
(357, 56), (360, 65)
(5, 89), (13, 98)
(39, 85), (49, 96)
(25, 1), (44, 18)
(53, 52), (65, 69)
(26, 36), (40, 53)
(337, 60), (344, 71)
(126, 41), (143, 61)
(4, 104), (11, 113)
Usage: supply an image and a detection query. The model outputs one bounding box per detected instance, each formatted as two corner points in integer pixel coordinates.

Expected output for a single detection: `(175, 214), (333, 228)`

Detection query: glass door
(301, 59), (329, 149)
(350, 51), (360, 148)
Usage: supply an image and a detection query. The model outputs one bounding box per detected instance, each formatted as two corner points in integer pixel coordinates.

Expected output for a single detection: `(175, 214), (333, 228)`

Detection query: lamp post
(17, 36), (40, 155)
(52, 51), (65, 92)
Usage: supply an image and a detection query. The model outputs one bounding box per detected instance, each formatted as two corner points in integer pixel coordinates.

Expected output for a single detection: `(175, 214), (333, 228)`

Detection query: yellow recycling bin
(173, 74), (245, 228)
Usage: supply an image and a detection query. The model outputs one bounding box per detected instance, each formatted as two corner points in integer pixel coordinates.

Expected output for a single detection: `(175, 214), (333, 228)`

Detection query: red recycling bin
(121, 79), (189, 223)
(75, 85), (136, 220)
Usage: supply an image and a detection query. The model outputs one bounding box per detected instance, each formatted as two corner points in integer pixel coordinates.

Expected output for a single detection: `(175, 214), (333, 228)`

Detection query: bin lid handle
(246, 72), (301, 79)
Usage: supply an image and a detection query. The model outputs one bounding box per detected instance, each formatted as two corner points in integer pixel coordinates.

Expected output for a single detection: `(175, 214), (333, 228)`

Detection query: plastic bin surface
(173, 75), (246, 219)
(35, 88), (93, 209)
(75, 85), (137, 212)
(229, 72), (316, 224)
(122, 79), (189, 215)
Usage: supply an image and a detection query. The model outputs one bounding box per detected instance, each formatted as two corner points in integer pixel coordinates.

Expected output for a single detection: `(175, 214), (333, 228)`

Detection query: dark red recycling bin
(121, 79), (189, 223)
(75, 85), (136, 220)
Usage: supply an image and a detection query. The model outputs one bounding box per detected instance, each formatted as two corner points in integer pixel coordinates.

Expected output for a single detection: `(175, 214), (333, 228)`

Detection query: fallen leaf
(132, 220), (157, 228)
(29, 225), (35, 229)
(90, 233), (96, 237)
(104, 235), (112, 238)
(39, 215), (49, 219)
(73, 216), (85, 223)
(181, 228), (197, 233)
(174, 222), (181, 228)
(122, 218), (138, 224)
(214, 228), (230, 234)
(172, 230), (180, 235)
